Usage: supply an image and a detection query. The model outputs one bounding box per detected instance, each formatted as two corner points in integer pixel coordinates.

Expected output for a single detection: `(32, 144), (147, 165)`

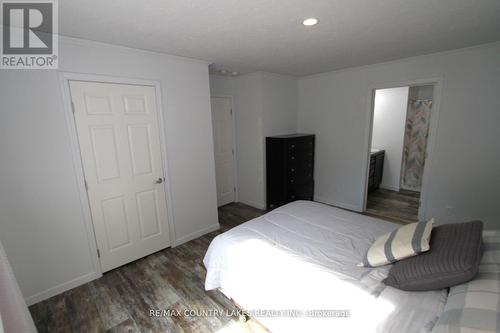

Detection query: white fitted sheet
(203, 200), (446, 333)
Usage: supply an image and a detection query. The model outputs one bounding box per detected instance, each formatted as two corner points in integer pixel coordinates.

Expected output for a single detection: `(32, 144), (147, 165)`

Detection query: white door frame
(361, 77), (443, 221)
(59, 72), (176, 276)
(211, 95), (238, 203)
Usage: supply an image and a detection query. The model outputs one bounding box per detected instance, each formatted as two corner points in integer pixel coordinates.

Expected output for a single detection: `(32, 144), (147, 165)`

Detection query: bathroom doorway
(364, 84), (435, 224)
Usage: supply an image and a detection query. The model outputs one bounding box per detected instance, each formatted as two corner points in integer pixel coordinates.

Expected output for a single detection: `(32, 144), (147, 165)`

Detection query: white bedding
(203, 201), (446, 333)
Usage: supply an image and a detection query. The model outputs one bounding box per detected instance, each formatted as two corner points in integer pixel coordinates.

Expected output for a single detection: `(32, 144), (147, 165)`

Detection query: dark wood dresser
(368, 149), (385, 192)
(266, 134), (315, 210)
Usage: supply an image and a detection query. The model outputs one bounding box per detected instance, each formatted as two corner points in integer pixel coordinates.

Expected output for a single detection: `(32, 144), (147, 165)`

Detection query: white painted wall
(3, 34), (498, 309)
(211, 73), (265, 208)
(209, 72), (297, 209)
(298, 42), (500, 228)
(232, 74), (265, 208)
(371, 87), (409, 191)
(260, 73), (298, 205)
(0, 36), (219, 304)
(261, 73), (298, 136)
(409, 85), (434, 101)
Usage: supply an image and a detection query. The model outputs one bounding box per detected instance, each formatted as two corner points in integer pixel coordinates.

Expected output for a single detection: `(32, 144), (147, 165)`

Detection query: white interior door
(211, 97), (236, 206)
(70, 81), (170, 272)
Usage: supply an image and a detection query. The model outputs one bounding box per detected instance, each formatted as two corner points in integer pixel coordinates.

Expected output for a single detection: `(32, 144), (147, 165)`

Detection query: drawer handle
(291, 156), (295, 160)
(291, 168), (295, 172)
(291, 144), (295, 148)
(290, 179), (294, 183)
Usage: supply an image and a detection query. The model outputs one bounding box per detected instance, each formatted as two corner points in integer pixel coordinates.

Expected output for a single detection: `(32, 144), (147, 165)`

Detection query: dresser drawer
(369, 164), (375, 176)
(288, 180), (314, 200)
(288, 163), (313, 180)
(266, 134), (315, 209)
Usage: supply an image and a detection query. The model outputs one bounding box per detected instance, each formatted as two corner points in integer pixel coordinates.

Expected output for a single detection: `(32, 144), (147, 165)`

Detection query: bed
(203, 200), (448, 333)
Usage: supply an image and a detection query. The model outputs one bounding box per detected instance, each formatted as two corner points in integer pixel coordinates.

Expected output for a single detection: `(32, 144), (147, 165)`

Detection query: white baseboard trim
(26, 223), (221, 304)
(314, 196), (362, 212)
(25, 271), (100, 306)
(173, 224), (220, 247)
(238, 199), (266, 210)
(380, 185), (400, 192)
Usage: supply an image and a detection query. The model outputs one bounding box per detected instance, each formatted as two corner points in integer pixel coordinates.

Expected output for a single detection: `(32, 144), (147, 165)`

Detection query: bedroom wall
(371, 87), (409, 191)
(298, 42), (500, 228)
(210, 73), (264, 208)
(209, 72), (297, 209)
(261, 72), (298, 137)
(260, 73), (298, 206)
(232, 74), (266, 209)
(0, 36), (219, 304)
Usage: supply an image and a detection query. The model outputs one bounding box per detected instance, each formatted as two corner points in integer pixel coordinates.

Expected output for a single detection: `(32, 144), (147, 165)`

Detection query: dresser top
(266, 133), (315, 139)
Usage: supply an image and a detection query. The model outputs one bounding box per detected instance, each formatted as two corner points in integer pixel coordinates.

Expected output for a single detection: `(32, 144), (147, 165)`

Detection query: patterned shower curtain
(400, 99), (432, 192)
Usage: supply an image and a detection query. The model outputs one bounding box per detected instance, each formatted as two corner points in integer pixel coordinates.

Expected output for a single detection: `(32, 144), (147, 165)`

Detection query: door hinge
(232, 149), (234, 155)
(234, 187), (236, 192)
(71, 101), (75, 113)
(97, 249), (101, 258)
(230, 109), (233, 115)
(84, 179), (88, 191)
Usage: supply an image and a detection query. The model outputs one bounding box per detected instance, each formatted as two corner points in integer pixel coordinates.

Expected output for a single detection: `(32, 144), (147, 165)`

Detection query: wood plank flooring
(29, 198), (420, 333)
(365, 188), (420, 224)
(29, 203), (265, 333)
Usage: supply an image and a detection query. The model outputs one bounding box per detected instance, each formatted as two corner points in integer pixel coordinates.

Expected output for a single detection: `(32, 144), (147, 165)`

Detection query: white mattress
(203, 201), (447, 333)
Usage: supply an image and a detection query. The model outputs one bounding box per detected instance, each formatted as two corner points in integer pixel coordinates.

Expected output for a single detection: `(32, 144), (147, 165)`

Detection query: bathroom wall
(371, 87), (409, 191)
(409, 85), (434, 101)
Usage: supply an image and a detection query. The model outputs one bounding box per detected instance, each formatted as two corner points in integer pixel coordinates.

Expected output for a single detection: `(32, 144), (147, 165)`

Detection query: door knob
(155, 178), (163, 184)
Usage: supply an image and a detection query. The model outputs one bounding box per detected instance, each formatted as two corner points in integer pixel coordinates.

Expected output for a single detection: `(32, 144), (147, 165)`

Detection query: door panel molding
(59, 72), (176, 278)
(211, 95), (238, 206)
(71, 80), (170, 272)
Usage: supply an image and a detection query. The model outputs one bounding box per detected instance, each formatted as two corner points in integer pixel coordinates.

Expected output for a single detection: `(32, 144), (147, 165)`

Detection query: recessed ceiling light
(302, 17), (319, 26)
(231, 71), (239, 76)
(219, 69), (228, 74)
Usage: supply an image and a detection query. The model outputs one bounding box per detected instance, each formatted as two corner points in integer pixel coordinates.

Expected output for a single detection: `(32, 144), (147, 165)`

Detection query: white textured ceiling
(60, 0), (500, 76)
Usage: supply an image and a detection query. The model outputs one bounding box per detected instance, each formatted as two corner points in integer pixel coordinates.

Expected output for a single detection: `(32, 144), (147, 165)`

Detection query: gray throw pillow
(383, 220), (483, 291)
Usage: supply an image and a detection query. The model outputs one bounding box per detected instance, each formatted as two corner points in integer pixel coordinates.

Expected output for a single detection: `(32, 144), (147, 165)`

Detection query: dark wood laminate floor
(29, 203), (265, 333)
(365, 188), (420, 224)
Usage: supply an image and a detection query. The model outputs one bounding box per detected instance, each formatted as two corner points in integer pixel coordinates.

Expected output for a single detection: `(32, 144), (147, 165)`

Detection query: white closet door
(211, 97), (236, 206)
(70, 81), (170, 272)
